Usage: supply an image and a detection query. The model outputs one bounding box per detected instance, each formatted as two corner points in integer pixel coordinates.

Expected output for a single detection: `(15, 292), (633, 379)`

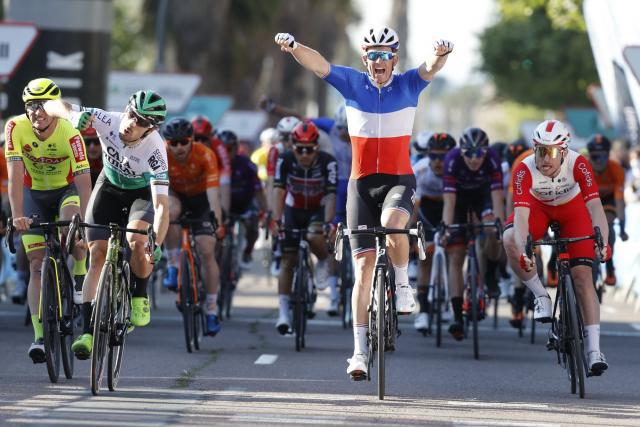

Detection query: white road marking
(254, 354), (278, 365)
(230, 413), (346, 425)
(454, 421), (560, 427)
(447, 400), (549, 409)
(631, 323), (640, 331)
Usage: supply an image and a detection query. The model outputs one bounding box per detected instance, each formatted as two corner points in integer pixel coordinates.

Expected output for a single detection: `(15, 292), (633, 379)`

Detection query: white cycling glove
(433, 39), (454, 56)
(274, 33), (298, 51)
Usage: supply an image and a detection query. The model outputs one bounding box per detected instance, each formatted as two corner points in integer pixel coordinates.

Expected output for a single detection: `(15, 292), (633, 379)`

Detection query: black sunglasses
(428, 152), (447, 161)
(25, 100), (46, 112)
(168, 139), (191, 147)
(294, 145), (317, 155)
(463, 148), (486, 159)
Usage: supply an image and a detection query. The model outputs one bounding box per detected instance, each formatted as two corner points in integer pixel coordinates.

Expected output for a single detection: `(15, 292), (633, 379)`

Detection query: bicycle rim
(434, 257), (443, 348)
(91, 264), (112, 395)
(566, 275), (586, 398)
(376, 267), (386, 400)
(108, 268), (130, 392)
(180, 251), (195, 353)
(42, 258), (60, 383)
(293, 262), (305, 352)
(60, 270), (75, 379)
(469, 258), (479, 360)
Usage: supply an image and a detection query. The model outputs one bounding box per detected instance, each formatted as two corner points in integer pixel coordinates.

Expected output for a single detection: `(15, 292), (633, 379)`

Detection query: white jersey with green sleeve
(69, 105), (169, 196)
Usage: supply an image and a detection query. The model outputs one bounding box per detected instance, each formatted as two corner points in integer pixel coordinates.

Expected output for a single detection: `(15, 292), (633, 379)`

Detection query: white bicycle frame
(428, 231), (450, 314)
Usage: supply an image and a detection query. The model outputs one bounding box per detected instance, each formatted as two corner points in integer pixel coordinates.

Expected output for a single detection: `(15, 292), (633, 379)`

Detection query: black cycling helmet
(586, 134), (612, 152)
(459, 127), (489, 150)
(218, 130), (238, 147)
(504, 138), (529, 166)
(428, 132), (456, 151)
(162, 117), (193, 141)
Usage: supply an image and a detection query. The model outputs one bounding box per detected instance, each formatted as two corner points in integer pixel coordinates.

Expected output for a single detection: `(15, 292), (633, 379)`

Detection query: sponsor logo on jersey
(514, 169), (526, 195)
(22, 151), (68, 165)
(148, 148), (167, 172)
(106, 146), (136, 176)
(70, 135), (86, 162)
(5, 121), (16, 151)
(24, 144), (32, 152)
(578, 162), (593, 187)
(92, 109), (112, 126)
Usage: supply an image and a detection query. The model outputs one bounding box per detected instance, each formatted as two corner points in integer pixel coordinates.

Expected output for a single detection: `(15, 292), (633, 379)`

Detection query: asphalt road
(0, 250), (639, 427)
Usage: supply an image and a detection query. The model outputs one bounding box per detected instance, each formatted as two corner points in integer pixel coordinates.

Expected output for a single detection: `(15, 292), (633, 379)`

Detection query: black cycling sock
(451, 297), (463, 323)
(605, 259), (615, 276)
(512, 287), (525, 312)
(82, 302), (93, 334)
(131, 272), (150, 298)
(418, 291), (429, 313)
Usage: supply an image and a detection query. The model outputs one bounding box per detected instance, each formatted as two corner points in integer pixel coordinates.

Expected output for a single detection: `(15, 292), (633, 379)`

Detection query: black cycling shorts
(448, 187), (493, 246)
(170, 190), (214, 236)
(22, 184), (79, 237)
(281, 206), (324, 252)
(85, 170), (154, 242)
(346, 173), (416, 254)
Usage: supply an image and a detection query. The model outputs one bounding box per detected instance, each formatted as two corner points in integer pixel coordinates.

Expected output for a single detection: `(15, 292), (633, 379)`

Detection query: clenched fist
(433, 39), (454, 57)
(274, 33), (297, 52)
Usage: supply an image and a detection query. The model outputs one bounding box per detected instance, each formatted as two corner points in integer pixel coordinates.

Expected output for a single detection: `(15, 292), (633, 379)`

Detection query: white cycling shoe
(533, 295), (552, 323)
(396, 284), (416, 314)
(346, 352), (368, 379)
(588, 351), (608, 376)
(275, 312), (291, 335)
(414, 312), (429, 332)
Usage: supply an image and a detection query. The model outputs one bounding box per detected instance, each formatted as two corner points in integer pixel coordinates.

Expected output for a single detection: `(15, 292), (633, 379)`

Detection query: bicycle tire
(565, 273), (586, 398)
(91, 264), (113, 395)
(60, 266), (75, 380)
(218, 235), (234, 319)
(179, 250), (196, 353)
(293, 255), (306, 352)
(376, 266), (386, 400)
(41, 257), (61, 383)
(469, 255), (480, 360)
(340, 249), (353, 330)
(108, 262), (131, 391)
(493, 296), (499, 330)
(433, 254), (444, 348)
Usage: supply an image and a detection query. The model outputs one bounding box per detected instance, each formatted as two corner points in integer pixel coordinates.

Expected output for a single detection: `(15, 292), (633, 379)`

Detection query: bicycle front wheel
(108, 262), (131, 391)
(41, 257), (61, 383)
(433, 254), (444, 348)
(60, 269), (75, 380)
(91, 264), (113, 395)
(565, 274), (586, 398)
(469, 256), (480, 360)
(179, 250), (196, 353)
(293, 258), (307, 352)
(376, 267), (386, 400)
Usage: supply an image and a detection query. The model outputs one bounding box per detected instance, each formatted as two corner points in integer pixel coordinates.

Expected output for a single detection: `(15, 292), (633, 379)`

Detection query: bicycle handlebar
(445, 218), (503, 241)
(333, 222), (428, 262)
(525, 226), (603, 259)
(5, 215), (73, 254)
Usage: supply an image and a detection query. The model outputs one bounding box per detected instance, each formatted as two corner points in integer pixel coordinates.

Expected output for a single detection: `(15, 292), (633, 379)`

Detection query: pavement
(0, 249), (639, 426)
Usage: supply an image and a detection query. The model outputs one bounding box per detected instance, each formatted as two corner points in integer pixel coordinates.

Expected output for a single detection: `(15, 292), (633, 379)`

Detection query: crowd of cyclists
(2, 25), (635, 389)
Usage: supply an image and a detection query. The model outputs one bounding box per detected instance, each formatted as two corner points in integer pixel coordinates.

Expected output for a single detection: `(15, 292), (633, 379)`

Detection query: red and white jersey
(511, 149), (600, 207)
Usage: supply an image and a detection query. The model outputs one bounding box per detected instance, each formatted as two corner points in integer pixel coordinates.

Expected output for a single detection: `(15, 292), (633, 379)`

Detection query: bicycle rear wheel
(179, 251), (196, 353)
(91, 264), (113, 395)
(340, 249), (353, 330)
(108, 262), (131, 391)
(41, 258), (61, 383)
(565, 274), (586, 398)
(60, 268), (75, 379)
(376, 267), (386, 400)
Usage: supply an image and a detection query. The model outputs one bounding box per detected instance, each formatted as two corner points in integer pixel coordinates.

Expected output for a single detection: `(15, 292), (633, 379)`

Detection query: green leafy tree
(479, 0), (598, 109)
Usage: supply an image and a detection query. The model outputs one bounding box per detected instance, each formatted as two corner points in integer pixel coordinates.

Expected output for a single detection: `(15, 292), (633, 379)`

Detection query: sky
(347, 0), (497, 85)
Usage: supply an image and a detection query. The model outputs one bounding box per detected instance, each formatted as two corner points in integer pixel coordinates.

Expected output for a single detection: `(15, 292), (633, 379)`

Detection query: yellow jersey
(5, 115), (90, 190)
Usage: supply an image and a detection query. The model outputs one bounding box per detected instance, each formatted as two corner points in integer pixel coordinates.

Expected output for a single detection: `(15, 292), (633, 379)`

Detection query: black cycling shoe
(448, 322), (464, 341)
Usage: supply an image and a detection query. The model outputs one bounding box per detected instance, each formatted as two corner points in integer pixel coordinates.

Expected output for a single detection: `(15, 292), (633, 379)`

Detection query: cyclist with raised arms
(161, 117), (223, 336)
(5, 78), (91, 362)
(269, 120), (337, 333)
(502, 119), (610, 375)
(585, 134), (627, 286)
(44, 90), (170, 359)
(411, 132), (456, 332)
(275, 27), (453, 378)
(442, 127), (504, 341)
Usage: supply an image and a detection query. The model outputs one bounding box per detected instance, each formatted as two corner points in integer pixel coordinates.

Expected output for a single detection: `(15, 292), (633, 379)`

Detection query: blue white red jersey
(323, 65), (430, 179)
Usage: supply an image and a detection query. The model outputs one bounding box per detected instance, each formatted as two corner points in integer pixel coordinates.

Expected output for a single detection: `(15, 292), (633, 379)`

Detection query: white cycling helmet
(413, 131), (431, 154)
(259, 127), (279, 145)
(276, 116), (301, 139)
(532, 119), (571, 148)
(361, 26), (400, 50)
(334, 105), (347, 128)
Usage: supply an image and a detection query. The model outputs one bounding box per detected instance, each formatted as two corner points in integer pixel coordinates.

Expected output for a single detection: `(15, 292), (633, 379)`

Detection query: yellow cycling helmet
(22, 78), (61, 102)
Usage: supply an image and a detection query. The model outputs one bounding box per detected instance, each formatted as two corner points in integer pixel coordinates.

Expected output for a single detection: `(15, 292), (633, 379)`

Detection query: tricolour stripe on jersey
(350, 135), (413, 179)
(345, 106), (417, 139)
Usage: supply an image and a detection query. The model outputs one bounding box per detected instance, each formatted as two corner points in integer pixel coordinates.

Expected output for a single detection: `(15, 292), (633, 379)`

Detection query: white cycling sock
(353, 324), (368, 355)
(584, 324), (600, 354)
(328, 276), (338, 300)
(279, 294), (290, 318)
(393, 263), (409, 286)
(523, 275), (547, 298)
(205, 294), (217, 314)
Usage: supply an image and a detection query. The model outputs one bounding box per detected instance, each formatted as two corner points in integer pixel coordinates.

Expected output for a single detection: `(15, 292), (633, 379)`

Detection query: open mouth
(374, 67), (386, 76)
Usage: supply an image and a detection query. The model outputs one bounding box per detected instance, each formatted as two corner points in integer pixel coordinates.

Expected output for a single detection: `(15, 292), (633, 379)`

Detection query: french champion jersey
(69, 106), (169, 197)
(323, 65), (430, 179)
